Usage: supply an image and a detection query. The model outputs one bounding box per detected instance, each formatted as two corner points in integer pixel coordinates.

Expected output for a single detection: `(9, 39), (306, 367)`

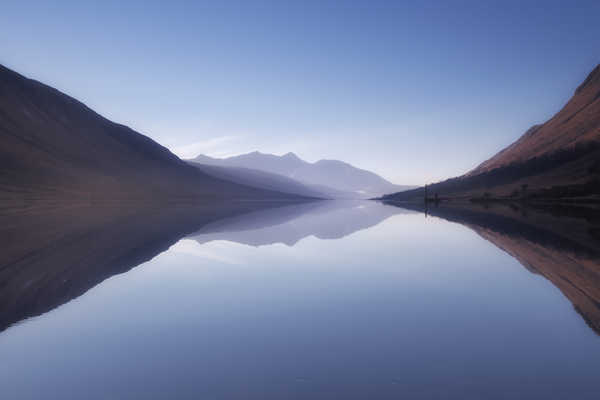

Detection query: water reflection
(0, 201), (315, 331)
(2, 200), (599, 336)
(0, 200), (405, 331)
(1, 200), (600, 399)
(190, 200), (411, 247)
(385, 201), (600, 334)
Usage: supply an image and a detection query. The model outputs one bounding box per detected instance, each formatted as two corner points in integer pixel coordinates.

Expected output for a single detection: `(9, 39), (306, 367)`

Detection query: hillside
(472, 64), (600, 174)
(0, 64), (306, 210)
(382, 64), (600, 203)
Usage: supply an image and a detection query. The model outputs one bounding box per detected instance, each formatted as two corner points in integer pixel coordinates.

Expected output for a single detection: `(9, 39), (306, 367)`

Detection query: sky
(1, 1), (599, 184)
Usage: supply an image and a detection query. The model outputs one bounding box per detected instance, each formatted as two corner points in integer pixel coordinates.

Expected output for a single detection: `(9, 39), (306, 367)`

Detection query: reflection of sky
(1, 211), (599, 399)
(2, 1), (600, 183)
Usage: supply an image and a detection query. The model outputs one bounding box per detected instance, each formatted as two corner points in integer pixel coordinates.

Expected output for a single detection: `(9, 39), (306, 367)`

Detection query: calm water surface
(1, 201), (599, 399)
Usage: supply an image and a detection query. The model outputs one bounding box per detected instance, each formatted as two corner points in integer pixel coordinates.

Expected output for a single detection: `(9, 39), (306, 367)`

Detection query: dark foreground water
(1, 200), (599, 399)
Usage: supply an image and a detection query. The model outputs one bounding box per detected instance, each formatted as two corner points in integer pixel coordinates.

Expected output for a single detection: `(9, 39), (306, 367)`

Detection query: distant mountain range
(190, 152), (415, 199)
(383, 64), (600, 203)
(0, 64), (311, 209)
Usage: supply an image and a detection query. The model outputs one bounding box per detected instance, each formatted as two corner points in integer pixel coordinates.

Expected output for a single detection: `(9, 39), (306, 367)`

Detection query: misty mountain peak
(282, 151), (300, 160)
(191, 154), (216, 162)
(187, 150), (412, 197)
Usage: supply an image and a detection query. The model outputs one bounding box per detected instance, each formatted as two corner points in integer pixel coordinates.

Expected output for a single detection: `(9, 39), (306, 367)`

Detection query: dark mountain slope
(472, 64), (600, 175)
(0, 64), (304, 209)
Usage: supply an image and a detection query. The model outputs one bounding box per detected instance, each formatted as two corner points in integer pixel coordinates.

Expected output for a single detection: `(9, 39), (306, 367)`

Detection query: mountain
(0, 64), (308, 210)
(472, 64), (600, 175)
(190, 152), (415, 199)
(382, 64), (600, 202)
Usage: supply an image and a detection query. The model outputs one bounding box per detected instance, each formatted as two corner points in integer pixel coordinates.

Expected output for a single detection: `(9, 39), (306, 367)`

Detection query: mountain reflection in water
(0, 200), (406, 331)
(384, 200), (600, 335)
(2, 199), (599, 337)
(190, 200), (412, 247)
(1, 200), (600, 399)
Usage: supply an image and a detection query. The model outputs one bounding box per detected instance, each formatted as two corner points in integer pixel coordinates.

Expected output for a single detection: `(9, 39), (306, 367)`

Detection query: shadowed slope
(472, 65), (600, 175)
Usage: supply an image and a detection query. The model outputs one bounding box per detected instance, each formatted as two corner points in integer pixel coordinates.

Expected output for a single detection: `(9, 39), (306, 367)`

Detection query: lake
(1, 200), (599, 399)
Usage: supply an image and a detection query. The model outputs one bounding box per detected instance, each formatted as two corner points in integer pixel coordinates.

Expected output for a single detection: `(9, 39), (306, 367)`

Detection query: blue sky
(1, 0), (599, 184)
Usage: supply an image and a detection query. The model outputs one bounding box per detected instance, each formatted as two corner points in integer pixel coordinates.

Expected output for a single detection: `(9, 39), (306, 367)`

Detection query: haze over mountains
(383, 64), (600, 202)
(191, 152), (414, 199)
(188, 162), (329, 199)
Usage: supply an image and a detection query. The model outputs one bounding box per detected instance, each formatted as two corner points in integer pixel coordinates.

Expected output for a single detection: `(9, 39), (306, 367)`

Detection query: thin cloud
(170, 136), (237, 159)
